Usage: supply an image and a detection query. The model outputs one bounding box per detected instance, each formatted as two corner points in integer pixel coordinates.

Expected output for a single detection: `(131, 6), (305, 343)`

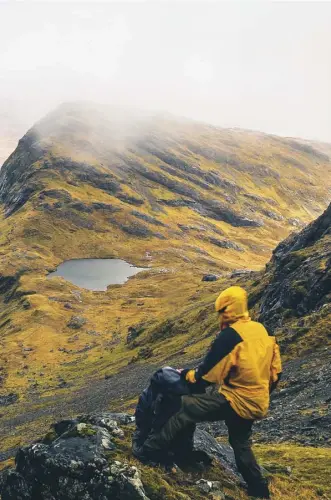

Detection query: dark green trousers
(143, 392), (269, 498)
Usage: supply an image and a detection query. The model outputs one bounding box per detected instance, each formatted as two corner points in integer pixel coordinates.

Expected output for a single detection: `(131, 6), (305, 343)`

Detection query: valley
(0, 103), (330, 499)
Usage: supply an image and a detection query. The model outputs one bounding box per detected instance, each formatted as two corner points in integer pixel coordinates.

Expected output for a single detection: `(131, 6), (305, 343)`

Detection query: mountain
(0, 102), (330, 398)
(0, 102), (330, 498)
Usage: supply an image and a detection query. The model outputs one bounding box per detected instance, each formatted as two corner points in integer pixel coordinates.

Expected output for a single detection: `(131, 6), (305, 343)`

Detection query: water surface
(47, 258), (146, 291)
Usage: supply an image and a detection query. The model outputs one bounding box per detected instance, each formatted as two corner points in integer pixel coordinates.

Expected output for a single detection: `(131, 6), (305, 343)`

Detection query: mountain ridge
(0, 102), (330, 498)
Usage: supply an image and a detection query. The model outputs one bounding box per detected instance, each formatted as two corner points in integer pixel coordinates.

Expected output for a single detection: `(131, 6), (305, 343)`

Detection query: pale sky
(0, 1), (331, 142)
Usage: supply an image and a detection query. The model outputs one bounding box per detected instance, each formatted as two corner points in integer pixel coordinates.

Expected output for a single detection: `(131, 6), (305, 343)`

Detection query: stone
(0, 393), (18, 406)
(0, 414), (148, 500)
(69, 201), (93, 213)
(196, 479), (213, 493)
(126, 325), (144, 344)
(92, 202), (121, 213)
(196, 479), (225, 498)
(262, 463), (292, 475)
(206, 237), (244, 252)
(202, 274), (218, 282)
(67, 316), (87, 329)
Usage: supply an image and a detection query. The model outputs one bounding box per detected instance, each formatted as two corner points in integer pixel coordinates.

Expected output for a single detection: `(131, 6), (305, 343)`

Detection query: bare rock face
(0, 413), (244, 500)
(0, 414), (147, 500)
(259, 203), (331, 329)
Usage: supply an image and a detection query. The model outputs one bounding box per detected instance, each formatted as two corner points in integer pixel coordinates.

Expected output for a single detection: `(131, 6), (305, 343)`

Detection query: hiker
(132, 366), (210, 466)
(143, 286), (282, 499)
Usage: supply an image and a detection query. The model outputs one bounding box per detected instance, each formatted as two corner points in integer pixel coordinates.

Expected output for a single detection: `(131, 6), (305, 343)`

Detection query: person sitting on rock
(142, 286), (282, 499)
(132, 366), (210, 467)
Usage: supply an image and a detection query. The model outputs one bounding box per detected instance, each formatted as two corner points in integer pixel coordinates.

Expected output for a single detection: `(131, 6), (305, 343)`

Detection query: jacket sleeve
(270, 340), (282, 393)
(195, 327), (243, 382)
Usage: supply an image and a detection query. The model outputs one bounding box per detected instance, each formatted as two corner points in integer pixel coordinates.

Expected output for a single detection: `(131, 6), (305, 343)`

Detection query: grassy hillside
(0, 103), (330, 497)
(0, 103), (330, 400)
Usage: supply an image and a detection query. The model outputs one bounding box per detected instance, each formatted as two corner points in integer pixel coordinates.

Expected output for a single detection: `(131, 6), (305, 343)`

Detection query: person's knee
(181, 395), (191, 410)
(180, 395), (197, 418)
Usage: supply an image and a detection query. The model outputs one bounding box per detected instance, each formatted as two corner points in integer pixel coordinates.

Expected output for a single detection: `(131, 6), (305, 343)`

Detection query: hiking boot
(163, 461), (180, 474)
(248, 496), (270, 500)
(132, 446), (151, 464)
(175, 449), (213, 468)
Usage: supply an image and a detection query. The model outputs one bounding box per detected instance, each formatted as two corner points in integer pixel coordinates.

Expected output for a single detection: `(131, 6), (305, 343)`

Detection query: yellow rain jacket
(195, 286), (282, 420)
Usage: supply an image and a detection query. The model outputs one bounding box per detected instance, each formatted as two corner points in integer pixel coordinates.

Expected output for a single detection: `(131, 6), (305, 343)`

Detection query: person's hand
(185, 369), (197, 384)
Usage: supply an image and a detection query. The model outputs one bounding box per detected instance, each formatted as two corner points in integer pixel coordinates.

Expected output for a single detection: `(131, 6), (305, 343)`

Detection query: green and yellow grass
(0, 105), (330, 496)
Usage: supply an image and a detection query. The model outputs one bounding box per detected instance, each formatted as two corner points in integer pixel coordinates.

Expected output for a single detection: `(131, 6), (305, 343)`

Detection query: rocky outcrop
(0, 414), (147, 500)
(0, 130), (46, 216)
(67, 316), (87, 329)
(259, 203), (331, 329)
(110, 218), (166, 239)
(0, 413), (244, 500)
(0, 393), (18, 406)
(204, 237), (244, 252)
(92, 202), (121, 213)
(130, 211), (166, 227)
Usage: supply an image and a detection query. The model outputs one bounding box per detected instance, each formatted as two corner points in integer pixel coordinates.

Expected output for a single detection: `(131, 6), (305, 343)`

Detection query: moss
(77, 425), (97, 437)
(42, 429), (58, 444)
(255, 443), (331, 498)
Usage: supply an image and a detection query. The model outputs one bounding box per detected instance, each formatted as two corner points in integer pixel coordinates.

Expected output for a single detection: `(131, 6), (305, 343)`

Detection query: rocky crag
(0, 412), (247, 500)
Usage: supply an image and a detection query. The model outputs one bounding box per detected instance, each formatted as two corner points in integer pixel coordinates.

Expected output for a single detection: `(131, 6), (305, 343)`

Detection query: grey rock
(193, 428), (243, 486)
(42, 189), (73, 202)
(92, 202), (121, 213)
(117, 194), (144, 206)
(262, 463), (292, 475)
(131, 211), (166, 227)
(0, 415), (148, 500)
(0, 393), (19, 406)
(202, 274), (218, 282)
(196, 479), (226, 498)
(70, 201), (93, 213)
(67, 316), (87, 329)
(206, 237), (244, 252)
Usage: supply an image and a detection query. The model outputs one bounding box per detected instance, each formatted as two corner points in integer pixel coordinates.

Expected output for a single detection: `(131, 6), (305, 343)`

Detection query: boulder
(202, 274), (218, 282)
(0, 415), (147, 500)
(67, 316), (87, 329)
(194, 428), (242, 484)
(0, 413), (246, 500)
(126, 325), (146, 344)
(196, 479), (225, 498)
(0, 393), (18, 406)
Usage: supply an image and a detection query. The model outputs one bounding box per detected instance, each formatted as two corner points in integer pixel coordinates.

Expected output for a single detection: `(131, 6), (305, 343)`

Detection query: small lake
(47, 259), (146, 291)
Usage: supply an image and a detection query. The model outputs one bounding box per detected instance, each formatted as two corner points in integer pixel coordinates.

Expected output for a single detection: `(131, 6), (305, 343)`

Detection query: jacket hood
(215, 286), (250, 324)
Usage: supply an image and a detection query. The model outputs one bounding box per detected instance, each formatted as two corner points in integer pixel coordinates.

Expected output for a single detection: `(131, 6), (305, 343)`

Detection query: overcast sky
(0, 1), (330, 142)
